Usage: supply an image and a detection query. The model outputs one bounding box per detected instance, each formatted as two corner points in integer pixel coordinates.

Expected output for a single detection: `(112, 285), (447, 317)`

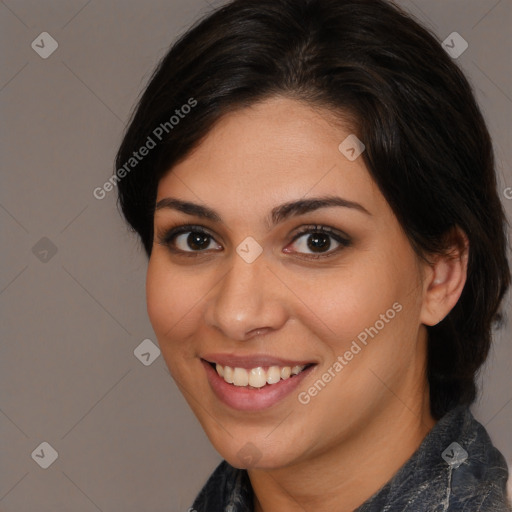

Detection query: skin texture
(146, 96), (468, 512)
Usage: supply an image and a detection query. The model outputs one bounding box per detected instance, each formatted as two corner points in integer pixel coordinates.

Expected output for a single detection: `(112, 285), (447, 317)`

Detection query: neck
(250, 396), (436, 512)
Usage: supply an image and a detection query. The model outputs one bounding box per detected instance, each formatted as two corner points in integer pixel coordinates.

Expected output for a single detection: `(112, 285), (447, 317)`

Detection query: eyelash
(156, 223), (352, 259)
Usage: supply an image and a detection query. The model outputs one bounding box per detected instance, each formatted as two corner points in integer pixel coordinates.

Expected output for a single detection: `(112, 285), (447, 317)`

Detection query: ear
(420, 227), (469, 326)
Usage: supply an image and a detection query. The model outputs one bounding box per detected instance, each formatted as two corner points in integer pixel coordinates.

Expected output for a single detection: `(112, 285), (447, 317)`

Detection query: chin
(212, 435), (301, 470)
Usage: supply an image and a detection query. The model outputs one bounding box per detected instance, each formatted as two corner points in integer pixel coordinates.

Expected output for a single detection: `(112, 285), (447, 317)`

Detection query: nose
(204, 251), (288, 341)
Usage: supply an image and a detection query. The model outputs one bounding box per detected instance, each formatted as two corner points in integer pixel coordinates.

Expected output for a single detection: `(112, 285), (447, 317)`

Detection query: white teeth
(291, 365), (303, 375)
(249, 367), (267, 388)
(223, 365), (234, 384)
(233, 367), (249, 386)
(214, 363), (307, 387)
(266, 366), (281, 384)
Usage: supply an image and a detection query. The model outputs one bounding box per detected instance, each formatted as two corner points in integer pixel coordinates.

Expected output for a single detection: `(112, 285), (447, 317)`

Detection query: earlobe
(420, 227), (469, 326)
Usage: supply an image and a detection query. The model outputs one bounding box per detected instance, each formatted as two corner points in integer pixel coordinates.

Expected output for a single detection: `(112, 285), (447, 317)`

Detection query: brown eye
(178, 232), (213, 251)
(158, 225), (222, 254)
(287, 225), (351, 258)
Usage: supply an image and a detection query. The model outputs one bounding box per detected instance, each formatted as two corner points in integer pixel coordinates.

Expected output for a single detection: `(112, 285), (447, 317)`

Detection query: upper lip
(202, 353), (315, 369)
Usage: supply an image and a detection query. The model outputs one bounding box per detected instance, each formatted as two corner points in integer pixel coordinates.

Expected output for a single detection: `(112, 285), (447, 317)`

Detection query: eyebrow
(154, 195), (371, 229)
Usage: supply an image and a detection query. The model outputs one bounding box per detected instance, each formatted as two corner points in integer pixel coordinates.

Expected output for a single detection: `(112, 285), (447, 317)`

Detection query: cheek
(145, 258), (205, 359)
(289, 246), (421, 358)
(290, 255), (423, 426)
(289, 264), (400, 348)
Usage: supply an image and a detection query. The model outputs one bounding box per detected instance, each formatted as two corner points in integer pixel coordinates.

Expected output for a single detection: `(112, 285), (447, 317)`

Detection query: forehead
(155, 97), (381, 221)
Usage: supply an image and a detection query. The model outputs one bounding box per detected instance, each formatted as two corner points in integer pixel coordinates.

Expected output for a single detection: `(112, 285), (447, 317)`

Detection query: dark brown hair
(115, 0), (510, 419)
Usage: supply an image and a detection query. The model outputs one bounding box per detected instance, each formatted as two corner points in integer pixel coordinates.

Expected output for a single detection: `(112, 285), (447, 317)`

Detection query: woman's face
(147, 96), (433, 469)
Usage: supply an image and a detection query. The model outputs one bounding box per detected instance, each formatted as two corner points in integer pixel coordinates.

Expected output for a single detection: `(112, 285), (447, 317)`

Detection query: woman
(115, 0), (511, 510)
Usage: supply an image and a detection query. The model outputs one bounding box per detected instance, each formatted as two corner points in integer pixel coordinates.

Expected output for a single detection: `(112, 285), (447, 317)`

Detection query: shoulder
(448, 408), (512, 512)
(357, 406), (510, 511)
(454, 482), (512, 512)
(447, 407), (510, 510)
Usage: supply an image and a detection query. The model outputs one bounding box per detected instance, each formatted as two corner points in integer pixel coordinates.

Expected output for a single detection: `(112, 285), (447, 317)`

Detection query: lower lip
(202, 360), (315, 411)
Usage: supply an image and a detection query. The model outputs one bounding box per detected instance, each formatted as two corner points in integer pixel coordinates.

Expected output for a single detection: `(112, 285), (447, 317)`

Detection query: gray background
(1, 0), (511, 510)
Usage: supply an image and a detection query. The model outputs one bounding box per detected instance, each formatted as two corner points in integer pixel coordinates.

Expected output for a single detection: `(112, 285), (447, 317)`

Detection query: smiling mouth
(205, 360), (315, 389)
